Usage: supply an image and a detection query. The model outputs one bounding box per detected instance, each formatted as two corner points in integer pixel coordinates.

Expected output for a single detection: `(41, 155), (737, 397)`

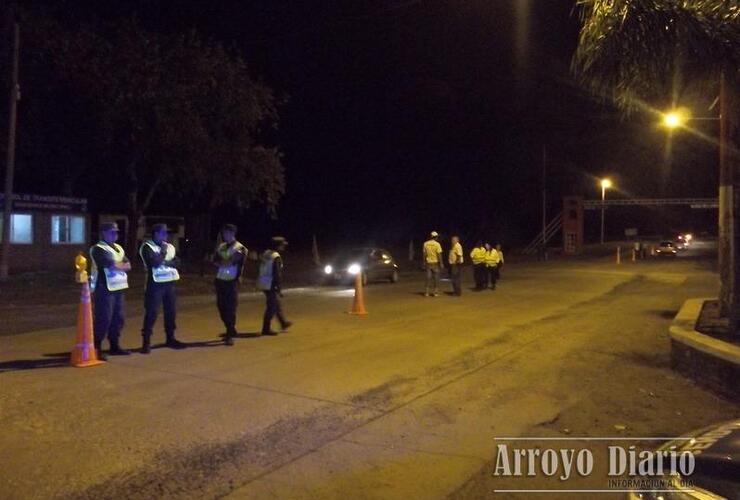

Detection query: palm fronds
(573, 0), (740, 108)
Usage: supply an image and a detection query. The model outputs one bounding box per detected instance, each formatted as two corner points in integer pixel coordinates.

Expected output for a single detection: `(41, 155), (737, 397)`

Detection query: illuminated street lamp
(663, 111), (685, 129)
(600, 178), (612, 244)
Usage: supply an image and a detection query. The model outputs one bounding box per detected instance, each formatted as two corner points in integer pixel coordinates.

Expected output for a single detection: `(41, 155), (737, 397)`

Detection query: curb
(669, 298), (740, 399)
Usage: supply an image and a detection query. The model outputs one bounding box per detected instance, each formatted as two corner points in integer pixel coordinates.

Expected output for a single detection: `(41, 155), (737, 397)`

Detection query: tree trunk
(718, 70), (740, 337)
(126, 163), (139, 255)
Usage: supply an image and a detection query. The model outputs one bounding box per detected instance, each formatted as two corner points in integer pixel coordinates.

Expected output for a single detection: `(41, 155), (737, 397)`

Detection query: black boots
(141, 337), (151, 354)
(108, 340), (131, 356)
(165, 334), (186, 350)
(224, 329), (236, 346)
(94, 342), (108, 361)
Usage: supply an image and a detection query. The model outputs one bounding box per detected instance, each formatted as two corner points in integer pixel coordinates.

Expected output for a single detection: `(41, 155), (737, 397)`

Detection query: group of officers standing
(89, 222), (291, 360)
(422, 231), (503, 297)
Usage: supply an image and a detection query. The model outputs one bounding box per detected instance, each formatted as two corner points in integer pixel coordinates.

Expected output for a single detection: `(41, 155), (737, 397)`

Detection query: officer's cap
(152, 223), (169, 234)
(221, 223), (238, 233)
(272, 236), (288, 246)
(430, 231), (439, 238)
(100, 222), (119, 232)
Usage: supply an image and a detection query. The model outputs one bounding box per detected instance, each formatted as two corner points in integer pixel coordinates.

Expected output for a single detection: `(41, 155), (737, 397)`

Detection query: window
(0, 213), (33, 244)
(51, 215), (86, 244)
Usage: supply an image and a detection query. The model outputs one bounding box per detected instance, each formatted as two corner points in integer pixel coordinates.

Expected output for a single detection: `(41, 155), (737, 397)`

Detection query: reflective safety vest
(423, 240), (442, 264)
(470, 247), (486, 265)
(139, 240), (180, 283)
(90, 242), (129, 292)
(258, 250), (281, 291)
(485, 249), (501, 267)
(215, 241), (246, 281)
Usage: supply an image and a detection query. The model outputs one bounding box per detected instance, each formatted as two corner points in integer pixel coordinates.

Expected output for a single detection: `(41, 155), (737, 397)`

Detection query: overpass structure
(522, 197), (718, 255)
(582, 198), (718, 209)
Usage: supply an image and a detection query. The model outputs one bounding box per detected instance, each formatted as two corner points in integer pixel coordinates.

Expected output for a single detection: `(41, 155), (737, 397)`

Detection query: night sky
(5, 1), (720, 249)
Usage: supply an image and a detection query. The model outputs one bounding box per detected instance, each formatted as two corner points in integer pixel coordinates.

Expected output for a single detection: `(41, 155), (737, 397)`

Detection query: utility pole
(541, 144), (547, 260)
(717, 70), (738, 336)
(1, 19), (19, 280)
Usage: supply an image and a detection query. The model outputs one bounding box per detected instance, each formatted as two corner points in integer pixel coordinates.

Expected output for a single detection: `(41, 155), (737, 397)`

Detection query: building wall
(6, 212), (90, 273)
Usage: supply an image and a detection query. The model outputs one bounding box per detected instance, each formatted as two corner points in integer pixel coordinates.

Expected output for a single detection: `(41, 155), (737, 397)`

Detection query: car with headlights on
(655, 241), (678, 257)
(322, 248), (399, 285)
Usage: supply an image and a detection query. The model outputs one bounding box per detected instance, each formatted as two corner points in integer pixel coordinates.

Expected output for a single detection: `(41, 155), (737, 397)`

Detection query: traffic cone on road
(616, 246), (621, 265)
(631, 249), (636, 262)
(348, 273), (368, 315)
(71, 254), (104, 367)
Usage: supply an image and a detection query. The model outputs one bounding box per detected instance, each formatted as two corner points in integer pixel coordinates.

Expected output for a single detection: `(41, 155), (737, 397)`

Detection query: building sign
(0, 193), (87, 213)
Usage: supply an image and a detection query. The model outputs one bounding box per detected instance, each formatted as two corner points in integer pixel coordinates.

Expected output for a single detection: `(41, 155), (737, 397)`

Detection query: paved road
(1, 241), (737, 499)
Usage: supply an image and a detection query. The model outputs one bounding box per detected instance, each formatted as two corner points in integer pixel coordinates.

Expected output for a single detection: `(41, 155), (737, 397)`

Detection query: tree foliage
(572, 0), (740, 108)
(20, 13), (284, 247)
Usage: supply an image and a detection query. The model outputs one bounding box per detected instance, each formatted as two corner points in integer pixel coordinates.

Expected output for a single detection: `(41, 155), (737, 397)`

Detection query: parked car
(322, 248), (399, 285)
(628, 419), (739, 499)
(655, 241), (678, 257)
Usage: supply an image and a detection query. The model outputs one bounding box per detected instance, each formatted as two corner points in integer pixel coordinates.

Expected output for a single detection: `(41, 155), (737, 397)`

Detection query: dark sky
(7, 1), (720, 247)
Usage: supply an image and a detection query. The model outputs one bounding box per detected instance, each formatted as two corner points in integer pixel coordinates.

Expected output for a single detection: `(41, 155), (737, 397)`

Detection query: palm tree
(573, 0), (740, 333)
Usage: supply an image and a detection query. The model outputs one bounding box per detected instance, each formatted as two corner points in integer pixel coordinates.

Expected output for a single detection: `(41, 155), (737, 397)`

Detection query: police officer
(213, 224), (247, 346)
(139, 223), (185, 354)
(258, 236), (293, 335)
(495, 243), (505, 279)
(448, 235), (463, 296)
(423, 231), (444, 297)
(90, 222), (131, 360)
(470, 240), (487, 290)
(484, 241), (502, 290)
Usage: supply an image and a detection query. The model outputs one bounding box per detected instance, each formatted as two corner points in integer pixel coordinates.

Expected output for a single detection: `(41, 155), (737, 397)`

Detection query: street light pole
(1, 20), (20, 280)
(600, 184), (606, 244)
(599, 178), (611, 245)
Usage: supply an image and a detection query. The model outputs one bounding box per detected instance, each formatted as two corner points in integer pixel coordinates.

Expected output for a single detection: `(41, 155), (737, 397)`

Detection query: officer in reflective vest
(139, 223), (185, 354)
(495, 243), (505, 279)
(90, 222), (132, 360)
(212, 224), (246, 345)
(484, 241), (502, 290)
(469, 240), (487, 290)
(258, 236), (293, 335)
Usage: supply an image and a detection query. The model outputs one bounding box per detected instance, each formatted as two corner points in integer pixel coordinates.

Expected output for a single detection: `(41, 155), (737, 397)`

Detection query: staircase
(521, 212), (563, 255)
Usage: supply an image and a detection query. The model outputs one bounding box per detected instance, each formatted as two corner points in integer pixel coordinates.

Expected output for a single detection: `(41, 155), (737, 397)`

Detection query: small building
(0, 193), (89, 273)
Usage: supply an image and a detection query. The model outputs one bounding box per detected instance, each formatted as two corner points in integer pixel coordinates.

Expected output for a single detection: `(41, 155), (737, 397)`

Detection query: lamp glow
(324, 265), (333, 275)
(348, 263), (361, 275)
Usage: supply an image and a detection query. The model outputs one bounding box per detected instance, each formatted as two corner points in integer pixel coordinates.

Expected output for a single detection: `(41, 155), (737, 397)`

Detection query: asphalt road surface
(1, 240), (738, 499)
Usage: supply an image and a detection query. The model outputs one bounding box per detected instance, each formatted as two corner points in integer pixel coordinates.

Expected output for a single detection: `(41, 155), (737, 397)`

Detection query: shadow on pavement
(650, 309), (679, 320)
(0, 353), (69, 373)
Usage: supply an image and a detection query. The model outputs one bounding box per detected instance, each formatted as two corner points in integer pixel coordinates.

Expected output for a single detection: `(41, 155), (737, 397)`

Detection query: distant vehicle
(655, 241), (678, 257)
(674, 240), (688, 251)
(628, 419), (740, 500)
(322, 248), (399, 285)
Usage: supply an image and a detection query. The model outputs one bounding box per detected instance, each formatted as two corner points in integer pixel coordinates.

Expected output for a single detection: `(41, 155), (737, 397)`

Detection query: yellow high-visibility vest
(485, 249), (501, 267)
(139, 240), (180, 283)
(90, 242), (129, 292)
(470, 247), (486, 265)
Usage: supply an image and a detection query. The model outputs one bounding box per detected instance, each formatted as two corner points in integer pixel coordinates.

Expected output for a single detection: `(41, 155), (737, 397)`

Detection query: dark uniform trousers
(215, 279), (239, 335)
(93, 289), (125, 346)
(142, 281), (176, 340)
(262, 290), (288, 333)
(473, 264), (485, 289)
(487, 266), (498, 289)
(450, 264), (462, 295)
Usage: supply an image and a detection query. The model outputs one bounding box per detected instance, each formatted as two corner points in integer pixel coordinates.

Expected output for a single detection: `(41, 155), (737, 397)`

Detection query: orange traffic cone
(348, 273), (368, 315)
(616, 246), (621, 265)
(71, 254), (104, 367)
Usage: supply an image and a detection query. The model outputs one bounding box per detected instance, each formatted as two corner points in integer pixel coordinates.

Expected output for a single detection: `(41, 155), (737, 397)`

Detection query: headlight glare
(348, 263), (361, 275)
(324, 265), (333, 275)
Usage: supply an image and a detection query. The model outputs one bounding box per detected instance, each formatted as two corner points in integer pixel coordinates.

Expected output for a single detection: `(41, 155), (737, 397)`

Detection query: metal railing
(522, 212), (563, 255)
